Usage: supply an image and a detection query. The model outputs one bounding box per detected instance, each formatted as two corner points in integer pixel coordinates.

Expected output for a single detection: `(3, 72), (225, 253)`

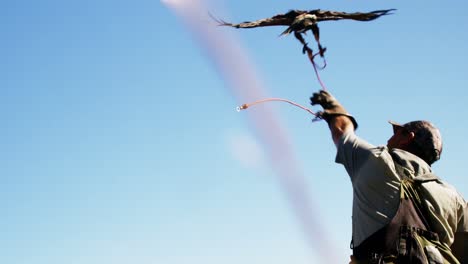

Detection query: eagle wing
(313, 9), (396, 22)
(213, 10), (306, 28)
(213, 9), (394, 29)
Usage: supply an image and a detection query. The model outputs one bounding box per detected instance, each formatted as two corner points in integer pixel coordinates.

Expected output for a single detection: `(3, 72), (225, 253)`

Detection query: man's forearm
(327, 115), (356, 146)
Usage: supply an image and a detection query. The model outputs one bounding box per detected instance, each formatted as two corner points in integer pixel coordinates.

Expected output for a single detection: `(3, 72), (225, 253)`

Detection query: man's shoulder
(429, 179), (466, 203)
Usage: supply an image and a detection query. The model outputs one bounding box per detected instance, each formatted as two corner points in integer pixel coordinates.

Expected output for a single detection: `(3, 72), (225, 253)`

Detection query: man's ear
(403, 131), (415, 145)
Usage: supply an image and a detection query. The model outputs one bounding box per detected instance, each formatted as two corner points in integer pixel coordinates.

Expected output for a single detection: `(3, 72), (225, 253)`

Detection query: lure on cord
(237, 98), (323, 122)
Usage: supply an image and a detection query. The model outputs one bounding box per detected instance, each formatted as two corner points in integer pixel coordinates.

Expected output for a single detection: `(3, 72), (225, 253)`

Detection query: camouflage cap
(388, 120), (443, 165)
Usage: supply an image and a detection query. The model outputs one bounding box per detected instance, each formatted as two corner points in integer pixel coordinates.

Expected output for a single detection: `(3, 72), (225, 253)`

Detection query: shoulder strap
(390, 156), (441, 232)
(412, 173), (441, 183)
(400, 179), (432, 229)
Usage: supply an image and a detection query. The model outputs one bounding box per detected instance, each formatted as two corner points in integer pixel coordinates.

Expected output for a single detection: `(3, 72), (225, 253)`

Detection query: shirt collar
(389, 148), (432, 176)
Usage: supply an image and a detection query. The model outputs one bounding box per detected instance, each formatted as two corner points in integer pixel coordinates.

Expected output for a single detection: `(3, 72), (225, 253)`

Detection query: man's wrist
(320, 111), (358, 130)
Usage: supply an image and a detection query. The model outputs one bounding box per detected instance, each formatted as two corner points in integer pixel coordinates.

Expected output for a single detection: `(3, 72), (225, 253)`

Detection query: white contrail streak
(162, 0), (339, 262)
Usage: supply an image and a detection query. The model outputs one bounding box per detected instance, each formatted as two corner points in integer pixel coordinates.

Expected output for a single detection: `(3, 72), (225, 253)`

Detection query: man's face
(387, 125), (412, 149)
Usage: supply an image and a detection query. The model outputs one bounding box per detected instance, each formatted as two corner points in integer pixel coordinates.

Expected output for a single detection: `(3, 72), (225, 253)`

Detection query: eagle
(214, 9), (395, 57)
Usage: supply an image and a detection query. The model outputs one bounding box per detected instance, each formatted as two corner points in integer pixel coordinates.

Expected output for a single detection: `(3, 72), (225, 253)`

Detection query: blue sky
(1, 0), (467, 263)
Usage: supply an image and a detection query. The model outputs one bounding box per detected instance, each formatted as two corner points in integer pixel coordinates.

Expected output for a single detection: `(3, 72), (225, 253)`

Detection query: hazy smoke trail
(162, 0), (339, 262)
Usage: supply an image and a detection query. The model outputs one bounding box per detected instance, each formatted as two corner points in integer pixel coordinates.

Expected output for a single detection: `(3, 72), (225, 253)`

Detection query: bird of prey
(214, 9), (395, 58)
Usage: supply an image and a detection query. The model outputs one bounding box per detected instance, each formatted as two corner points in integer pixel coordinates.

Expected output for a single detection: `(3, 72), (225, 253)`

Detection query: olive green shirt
(336, 131), (467, 247)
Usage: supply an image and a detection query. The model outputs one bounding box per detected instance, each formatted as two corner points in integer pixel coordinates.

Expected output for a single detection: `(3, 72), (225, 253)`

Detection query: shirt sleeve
(335, 131), (377, 181)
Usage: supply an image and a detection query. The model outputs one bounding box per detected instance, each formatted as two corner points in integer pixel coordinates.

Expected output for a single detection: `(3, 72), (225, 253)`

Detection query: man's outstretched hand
(310, 90), (348, 115)
(309, 90), (358, 131)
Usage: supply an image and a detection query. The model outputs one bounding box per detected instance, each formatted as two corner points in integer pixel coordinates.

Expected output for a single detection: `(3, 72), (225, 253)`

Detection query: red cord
(237, 98), (318, 117)
(305, 49), (327, 91)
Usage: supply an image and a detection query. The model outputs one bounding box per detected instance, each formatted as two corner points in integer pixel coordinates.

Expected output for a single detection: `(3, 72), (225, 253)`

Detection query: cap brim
(388, 120), (405, 134)
(388, 120), (403, 127)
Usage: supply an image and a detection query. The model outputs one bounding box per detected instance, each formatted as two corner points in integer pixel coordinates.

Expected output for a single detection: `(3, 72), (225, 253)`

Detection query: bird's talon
(302, 44), (311, 54)
(318, 45), (327, 57)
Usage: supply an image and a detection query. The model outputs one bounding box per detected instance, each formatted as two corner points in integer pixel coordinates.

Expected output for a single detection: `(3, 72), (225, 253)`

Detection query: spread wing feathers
(314, 9), (396, 22)
(214, 9), (395, 28)
(212, 10), (305, 29)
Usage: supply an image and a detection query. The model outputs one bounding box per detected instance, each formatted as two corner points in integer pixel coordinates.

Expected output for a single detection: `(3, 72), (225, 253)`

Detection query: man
(310, 90), (467, 263)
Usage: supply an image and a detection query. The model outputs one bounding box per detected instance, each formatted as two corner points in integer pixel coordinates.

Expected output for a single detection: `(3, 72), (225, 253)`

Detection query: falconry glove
(310, 90), (358, 130)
